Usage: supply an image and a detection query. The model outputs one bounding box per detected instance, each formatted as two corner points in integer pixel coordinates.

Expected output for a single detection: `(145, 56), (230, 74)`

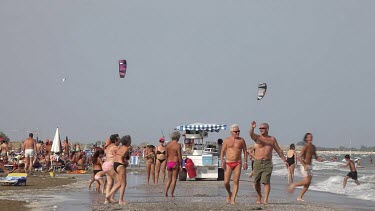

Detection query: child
(88, 150), (105, 193)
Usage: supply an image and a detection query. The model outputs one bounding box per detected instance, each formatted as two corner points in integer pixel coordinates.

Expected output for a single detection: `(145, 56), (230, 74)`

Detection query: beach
(1, 156), (375, 211)
(0, 172), (79, 211)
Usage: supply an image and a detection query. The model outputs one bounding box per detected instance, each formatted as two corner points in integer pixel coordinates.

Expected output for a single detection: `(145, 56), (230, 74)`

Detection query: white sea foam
(272, 155), (375, 202)
(309, 175), (375, 202)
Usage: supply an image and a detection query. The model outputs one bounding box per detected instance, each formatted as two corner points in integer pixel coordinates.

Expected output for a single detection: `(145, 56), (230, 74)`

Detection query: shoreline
(1, 168), (374, 210)
(0, 172), (85, 211)
(89, 173), (375, 211)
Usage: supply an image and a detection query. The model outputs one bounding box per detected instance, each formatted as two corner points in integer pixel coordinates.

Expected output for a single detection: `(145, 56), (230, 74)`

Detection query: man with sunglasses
(221, 124), (248, 205)
(250, 121), (288, 205)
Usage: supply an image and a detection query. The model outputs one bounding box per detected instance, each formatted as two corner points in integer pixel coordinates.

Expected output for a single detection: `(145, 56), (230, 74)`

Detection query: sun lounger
(0, 173), (27, 186)
(130, 156), (140, 168)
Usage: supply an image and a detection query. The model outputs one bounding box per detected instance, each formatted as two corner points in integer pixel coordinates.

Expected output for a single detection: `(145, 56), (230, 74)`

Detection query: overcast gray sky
(1, 1), (374, 147)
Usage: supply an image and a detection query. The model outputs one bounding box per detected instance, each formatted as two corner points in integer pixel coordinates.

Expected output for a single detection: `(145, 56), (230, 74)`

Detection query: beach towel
(0, 173), (27, 186)
(66, 170), (87, 174)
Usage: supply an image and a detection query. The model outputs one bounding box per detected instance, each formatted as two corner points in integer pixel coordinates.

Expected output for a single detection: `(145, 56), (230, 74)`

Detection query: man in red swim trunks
(221, 124), (248, 204)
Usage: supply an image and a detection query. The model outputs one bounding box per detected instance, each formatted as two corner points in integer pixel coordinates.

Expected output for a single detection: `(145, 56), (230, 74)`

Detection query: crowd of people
(221, 122), (361, 205)
(86, 132), (183, 204)
(0, 133), (94, 175)
(1, 122), (366, 206)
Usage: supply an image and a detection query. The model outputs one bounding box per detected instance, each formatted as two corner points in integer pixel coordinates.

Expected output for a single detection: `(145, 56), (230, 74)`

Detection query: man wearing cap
(164, 131), (183, 197)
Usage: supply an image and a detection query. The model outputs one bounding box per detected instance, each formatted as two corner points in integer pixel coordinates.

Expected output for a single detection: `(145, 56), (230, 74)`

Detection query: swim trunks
(253, 160), (273, 184)
(167, 161), (178, 170)
(226, 161), (241, 170)
(347, 171), (358, 180)
(25, 149), (35, 158)
(102, 161), (114, 173)
(300, 165), (313, 177)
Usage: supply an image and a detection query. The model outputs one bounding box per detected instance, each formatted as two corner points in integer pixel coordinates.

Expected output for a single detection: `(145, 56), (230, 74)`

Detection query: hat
(159, 137), (165, 142)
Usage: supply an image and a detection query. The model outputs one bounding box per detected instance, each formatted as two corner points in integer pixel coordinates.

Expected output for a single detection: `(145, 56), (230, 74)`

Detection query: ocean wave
(309, 175), (375, 202)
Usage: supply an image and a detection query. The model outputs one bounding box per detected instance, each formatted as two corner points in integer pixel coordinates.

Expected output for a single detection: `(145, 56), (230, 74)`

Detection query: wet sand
(90, 175), (337, 211)
(0, 199), (30, 211)
(89, 172), (375, 211)
(2, 169), (375, 210)
(0, 172), (79, 211)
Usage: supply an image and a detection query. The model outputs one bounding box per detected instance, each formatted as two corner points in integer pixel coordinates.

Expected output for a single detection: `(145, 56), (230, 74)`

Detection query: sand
(1, 169), (373, 211)
(0, 172), (79, 211)
(91, 179), (339, 211)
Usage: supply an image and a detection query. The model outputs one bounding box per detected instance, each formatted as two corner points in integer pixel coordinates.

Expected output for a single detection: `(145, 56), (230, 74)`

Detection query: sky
(1, 1), (374, 148)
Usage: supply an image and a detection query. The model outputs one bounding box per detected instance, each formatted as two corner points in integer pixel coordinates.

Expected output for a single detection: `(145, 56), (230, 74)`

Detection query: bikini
(156, 150), (166, 163)
(226, 161), (242, 170)
(102, 161), (114, 172)
(102, 144), (118, 173)
(113, 162), (126, 173)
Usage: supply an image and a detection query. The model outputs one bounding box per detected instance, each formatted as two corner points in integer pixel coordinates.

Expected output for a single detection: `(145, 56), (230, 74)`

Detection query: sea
(272, 153), (375, 203)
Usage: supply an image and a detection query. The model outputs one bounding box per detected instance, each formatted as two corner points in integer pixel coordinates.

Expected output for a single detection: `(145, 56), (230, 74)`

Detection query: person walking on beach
(369, 156), (373, 165)
(342, 154), (360, 188)
(250, 121), (288, 205)
(88, 150), (105, 193)
(286, 144), (297, 184)
(107, 135), (132, 205)
(22, 133), (37, 174)
(145, 144), (156, 185)
(102, 134), (120, 204)
(155, 137), (167, 184)
(288, 133), (320, 201)
(164, 131), (182, 197)
(221, 124), (248, 204)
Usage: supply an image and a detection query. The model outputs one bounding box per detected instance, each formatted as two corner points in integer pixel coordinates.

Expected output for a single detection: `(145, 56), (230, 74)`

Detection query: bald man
(249, 121), (288, 205)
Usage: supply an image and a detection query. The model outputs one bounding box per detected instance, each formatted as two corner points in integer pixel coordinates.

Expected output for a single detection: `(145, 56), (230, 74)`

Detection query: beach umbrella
(51, 127), (61, 153)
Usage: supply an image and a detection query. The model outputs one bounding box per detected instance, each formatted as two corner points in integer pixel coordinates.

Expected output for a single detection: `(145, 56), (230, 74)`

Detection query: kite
(257, 83), (267, 100)
(119, 60), (127, 78)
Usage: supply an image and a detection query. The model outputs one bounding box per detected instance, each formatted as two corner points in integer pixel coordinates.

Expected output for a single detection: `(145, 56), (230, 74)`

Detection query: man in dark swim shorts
(342, 154), (360, 188)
